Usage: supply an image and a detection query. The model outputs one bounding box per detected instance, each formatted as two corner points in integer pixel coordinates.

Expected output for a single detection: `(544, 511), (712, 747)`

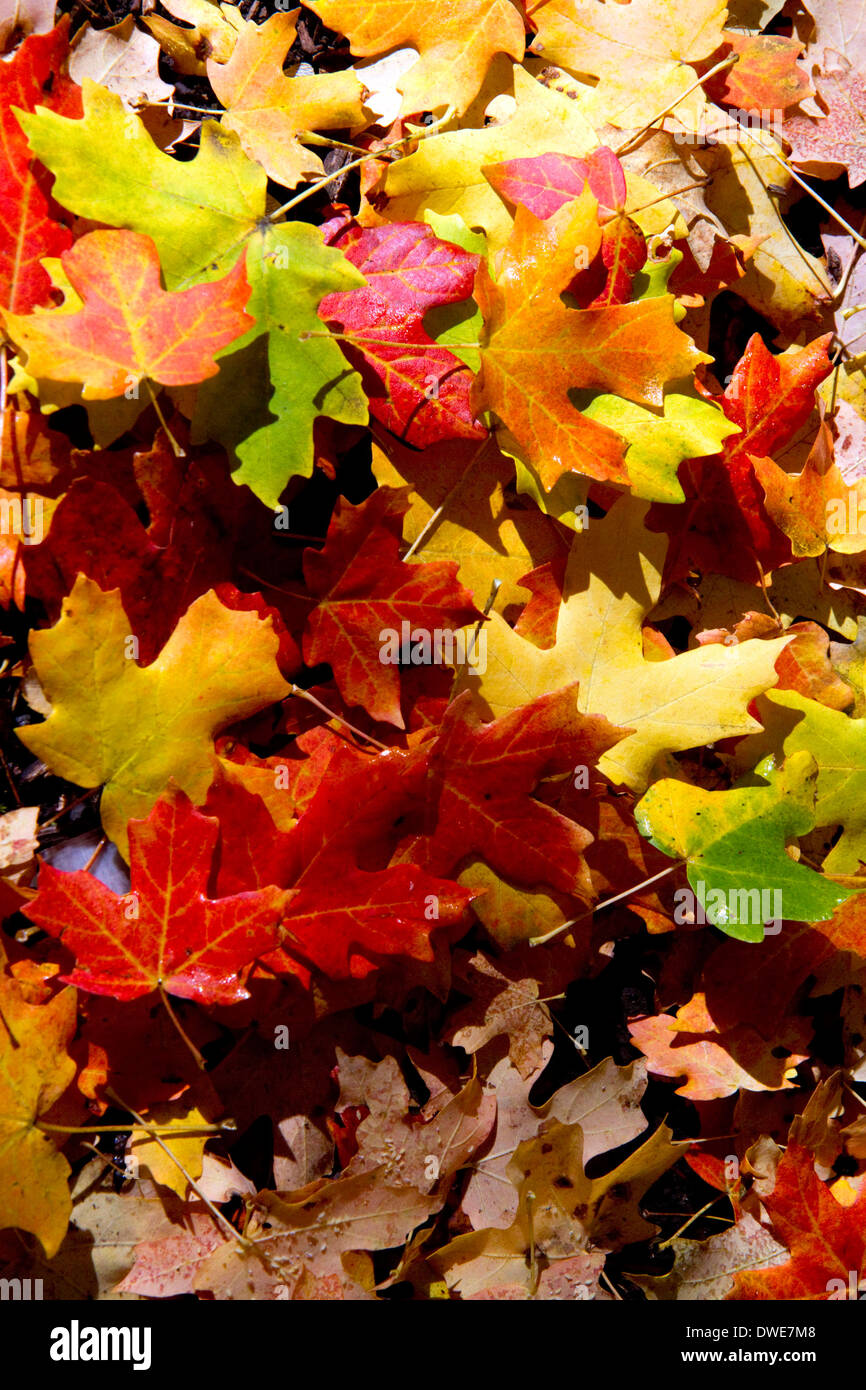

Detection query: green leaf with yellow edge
(191, 221), (368, 509)
(0, 968), (77, 1258)
(456, 494), (791, 791)
(17, 576), (290, 859)
(19, 79), (265, 289)
(634, 750), (856, 941)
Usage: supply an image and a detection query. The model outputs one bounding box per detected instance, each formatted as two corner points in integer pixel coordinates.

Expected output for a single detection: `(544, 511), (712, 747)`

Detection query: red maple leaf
(411, 686), (629, 896)
(302, 485), (483, 727)
(730, 1144), (866, 1300)
(0, 21), (82, 315)
(649, 333), (834, 583)
(23, 789), (288, 1004)
(319, 220), (486, 446)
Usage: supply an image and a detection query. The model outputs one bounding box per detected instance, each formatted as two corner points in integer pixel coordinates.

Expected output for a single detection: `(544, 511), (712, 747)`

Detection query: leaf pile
(2, 0), (866, 1304)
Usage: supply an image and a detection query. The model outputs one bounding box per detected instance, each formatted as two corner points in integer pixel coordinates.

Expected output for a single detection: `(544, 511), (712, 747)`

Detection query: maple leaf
(635, 750), (856, 940)
(194, 1175), (439, 1298)
(207, 10), (368, 190)
(3, 230), (253, 398)
(24, 789), (286, 1004)
(303, 0), (526, 118)
(650, 333), (835, 582)
(704, 31), (811, 111)
(0, 966), (77, 1257)
(0, 21), (81, 316)
(730, 1143), (866, 1299)
(17, 575), (290, 857)
(416, 686), (627, 896)
(69, 15), (175, 109)
(319, 221), (485, 447)
(457, 495), (790, 791)
(785, 55), (866, 189)
(750, 689), (866, 876)
(754, 411), (866, 557)
(628, 1000), (812, 1101)
(473, 188), (708, 488)
(525, 0), (728, 129)
(483, 147), (648, 306)
(302, 486), (482, 727)
(19, 78), (265, 289)
(633, 1215), (787, 1300)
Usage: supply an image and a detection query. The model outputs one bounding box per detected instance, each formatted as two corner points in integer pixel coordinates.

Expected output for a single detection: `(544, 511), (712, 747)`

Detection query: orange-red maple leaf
(2, 229), (253, 398)
(730, 1144), (866, 1299)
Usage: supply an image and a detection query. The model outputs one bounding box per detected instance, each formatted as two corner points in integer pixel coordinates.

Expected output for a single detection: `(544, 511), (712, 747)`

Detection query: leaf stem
(528, 863), (679, 947)
(158, 982), (207, 1071)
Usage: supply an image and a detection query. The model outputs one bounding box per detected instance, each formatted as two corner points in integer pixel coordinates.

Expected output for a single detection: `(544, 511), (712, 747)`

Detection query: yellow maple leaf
(456, 495), (791, 790)
(0, 968), (77, 1258)
(305, 0), (526, 118)
(526, 0), (728, 130)
(207, 9), (368, 189)
(18, 576), (290, 858)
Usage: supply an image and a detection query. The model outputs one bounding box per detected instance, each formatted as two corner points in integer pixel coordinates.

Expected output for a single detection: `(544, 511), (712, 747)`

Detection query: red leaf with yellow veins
(0, 21), (81, 316)
(24, 788), (287, 1005)
(729, 1144), (866, 1299)
(319, 221), (485, 446)
(303, 486), (482, 727)
(413, 686), (628, 897)
(2, 230), (253, 398)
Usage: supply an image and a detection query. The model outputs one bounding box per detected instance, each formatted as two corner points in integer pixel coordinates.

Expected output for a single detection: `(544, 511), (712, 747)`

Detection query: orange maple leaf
(2, 229), (253, 399)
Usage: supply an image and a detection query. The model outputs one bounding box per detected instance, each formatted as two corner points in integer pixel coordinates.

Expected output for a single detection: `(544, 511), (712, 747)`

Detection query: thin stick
(657, 1195), (726, 1249)
(733, 124), (866, 252)
(82, 836), (108, 874)
(38, 789), (97, 829)
(529, 863), (679, 947)
(37, 1119), (228, 1136)
(287, 684), (390, 751)
(106, 1088), (247, 1246)
(614, 54), (740, 157)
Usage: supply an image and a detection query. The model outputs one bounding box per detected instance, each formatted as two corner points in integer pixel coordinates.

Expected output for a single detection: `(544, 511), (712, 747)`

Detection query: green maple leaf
(20, 80), (367, 506)
(757, 689), (866, 876)
(191, 222), (368, 510)
(635, 751), (856, 942)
